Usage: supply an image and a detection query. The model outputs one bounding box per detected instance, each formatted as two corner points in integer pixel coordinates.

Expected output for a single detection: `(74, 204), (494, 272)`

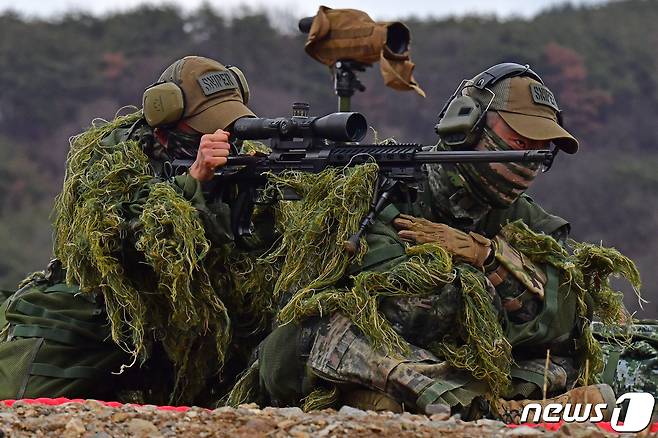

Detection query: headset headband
(471, 63), (543, 90)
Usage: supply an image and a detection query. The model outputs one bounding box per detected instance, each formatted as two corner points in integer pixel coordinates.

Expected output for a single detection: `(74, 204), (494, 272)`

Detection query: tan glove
(392, 214), (492, 267)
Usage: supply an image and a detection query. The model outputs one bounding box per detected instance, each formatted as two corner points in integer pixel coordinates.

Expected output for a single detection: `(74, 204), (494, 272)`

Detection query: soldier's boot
(496, 383), (617, 424)
(340, 388), (403, 413)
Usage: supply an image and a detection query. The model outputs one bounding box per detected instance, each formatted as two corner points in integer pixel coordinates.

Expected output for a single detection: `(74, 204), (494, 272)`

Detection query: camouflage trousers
(257, 313), (577, 416)
(0, 261), (181, 403)
(0, 274), (249, 405)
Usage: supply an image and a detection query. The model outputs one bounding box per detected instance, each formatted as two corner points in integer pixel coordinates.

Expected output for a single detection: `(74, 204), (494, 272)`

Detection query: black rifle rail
(169, 145), (553, 251)
(172, 146), (553, 178)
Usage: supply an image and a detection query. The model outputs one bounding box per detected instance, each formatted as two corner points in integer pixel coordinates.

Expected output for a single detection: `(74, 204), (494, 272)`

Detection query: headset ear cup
(435, 95), (483, 149)
(227, 66), (250, 105)
(142, 82), (185, 128)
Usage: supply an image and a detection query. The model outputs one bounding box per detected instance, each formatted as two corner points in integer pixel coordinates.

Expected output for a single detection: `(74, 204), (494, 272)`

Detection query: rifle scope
(233, 111), (367, 143)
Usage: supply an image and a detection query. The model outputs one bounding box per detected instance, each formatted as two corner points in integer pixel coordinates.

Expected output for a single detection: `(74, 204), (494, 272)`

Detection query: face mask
(166, 129), (202, 159)
(457, 127), (541, 208)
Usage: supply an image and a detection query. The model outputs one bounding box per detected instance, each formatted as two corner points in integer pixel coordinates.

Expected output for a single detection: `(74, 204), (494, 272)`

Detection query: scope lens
(386, 22), (410, 54)
(298, 16), (314, 34)
(345, 113), (368, 142)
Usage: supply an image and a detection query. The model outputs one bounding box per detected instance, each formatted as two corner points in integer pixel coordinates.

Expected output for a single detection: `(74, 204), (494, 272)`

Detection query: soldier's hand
(392, 214), (492, 267)
(189, 129), (231, 182)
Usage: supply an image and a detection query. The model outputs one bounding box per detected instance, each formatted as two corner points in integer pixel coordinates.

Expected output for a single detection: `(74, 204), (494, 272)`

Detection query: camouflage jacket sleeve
(349, 195), (577, 350)
(170, 173), (234, 245)
(481, 236), (548, 325)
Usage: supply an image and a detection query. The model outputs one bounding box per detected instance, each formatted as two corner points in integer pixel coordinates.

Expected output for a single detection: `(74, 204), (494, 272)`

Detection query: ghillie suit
(499, 221), (641, 385)
(53, 111), (232, 403)
(0, 111), (275, 404)
(228, 161), (640, 417)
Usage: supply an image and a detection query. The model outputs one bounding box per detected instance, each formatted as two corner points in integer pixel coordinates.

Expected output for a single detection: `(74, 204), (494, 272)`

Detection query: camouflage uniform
(254, 157), (582, 415)
(254, 68), (589, 415)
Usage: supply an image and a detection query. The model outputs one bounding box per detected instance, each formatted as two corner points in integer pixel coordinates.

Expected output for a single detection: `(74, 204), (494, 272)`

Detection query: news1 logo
(520, 392), (655, 433)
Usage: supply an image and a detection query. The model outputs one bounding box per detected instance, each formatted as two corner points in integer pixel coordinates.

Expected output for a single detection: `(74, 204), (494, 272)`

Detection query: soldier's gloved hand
(189, 129), (231, 181)
(392, 214), (492, 267)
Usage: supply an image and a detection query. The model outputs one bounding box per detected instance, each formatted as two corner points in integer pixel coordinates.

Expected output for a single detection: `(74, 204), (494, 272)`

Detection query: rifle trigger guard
(162, 161), (174, 179)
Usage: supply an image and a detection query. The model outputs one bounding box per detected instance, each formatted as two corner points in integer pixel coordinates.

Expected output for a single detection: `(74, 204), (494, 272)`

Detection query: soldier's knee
(258, 320), (320, 406)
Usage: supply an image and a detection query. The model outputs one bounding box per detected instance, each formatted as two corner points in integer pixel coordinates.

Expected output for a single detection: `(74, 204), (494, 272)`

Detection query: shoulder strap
(601, 348), (622, 387)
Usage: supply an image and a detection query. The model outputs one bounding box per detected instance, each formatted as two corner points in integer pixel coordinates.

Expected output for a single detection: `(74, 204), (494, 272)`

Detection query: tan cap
(157, 56), (254, 133)
(466, 76), (578, 153)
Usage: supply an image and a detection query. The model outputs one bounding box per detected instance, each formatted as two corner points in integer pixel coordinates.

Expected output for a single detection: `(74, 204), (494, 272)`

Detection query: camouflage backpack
(0, 261), (128, 400)
(0, 289), (13, 305)
(593, 320), (658, 408)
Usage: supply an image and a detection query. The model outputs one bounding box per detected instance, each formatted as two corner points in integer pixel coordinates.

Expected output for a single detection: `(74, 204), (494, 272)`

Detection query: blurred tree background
(0, 0), (655, 315)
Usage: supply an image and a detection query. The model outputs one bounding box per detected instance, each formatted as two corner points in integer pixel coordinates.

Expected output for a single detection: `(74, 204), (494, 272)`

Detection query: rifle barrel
(414, 149), (552, 163)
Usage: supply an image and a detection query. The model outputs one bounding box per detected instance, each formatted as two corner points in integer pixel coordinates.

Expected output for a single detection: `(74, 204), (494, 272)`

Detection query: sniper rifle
(170, 103), (555, 253)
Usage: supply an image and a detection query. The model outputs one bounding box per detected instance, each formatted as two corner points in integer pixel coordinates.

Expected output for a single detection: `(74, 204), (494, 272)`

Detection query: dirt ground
(0, 400), (624, 438)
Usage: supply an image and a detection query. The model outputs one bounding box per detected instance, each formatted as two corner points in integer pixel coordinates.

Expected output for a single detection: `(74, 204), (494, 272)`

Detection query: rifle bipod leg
(343, 175), (399, 255)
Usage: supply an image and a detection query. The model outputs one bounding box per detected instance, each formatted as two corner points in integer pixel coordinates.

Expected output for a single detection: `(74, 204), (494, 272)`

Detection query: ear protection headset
(142, 65), (250, 128)
(434, 63), (562, 150)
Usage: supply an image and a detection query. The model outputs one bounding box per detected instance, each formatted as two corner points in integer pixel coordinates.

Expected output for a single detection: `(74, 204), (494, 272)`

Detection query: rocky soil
(0, 400), (628, 437)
